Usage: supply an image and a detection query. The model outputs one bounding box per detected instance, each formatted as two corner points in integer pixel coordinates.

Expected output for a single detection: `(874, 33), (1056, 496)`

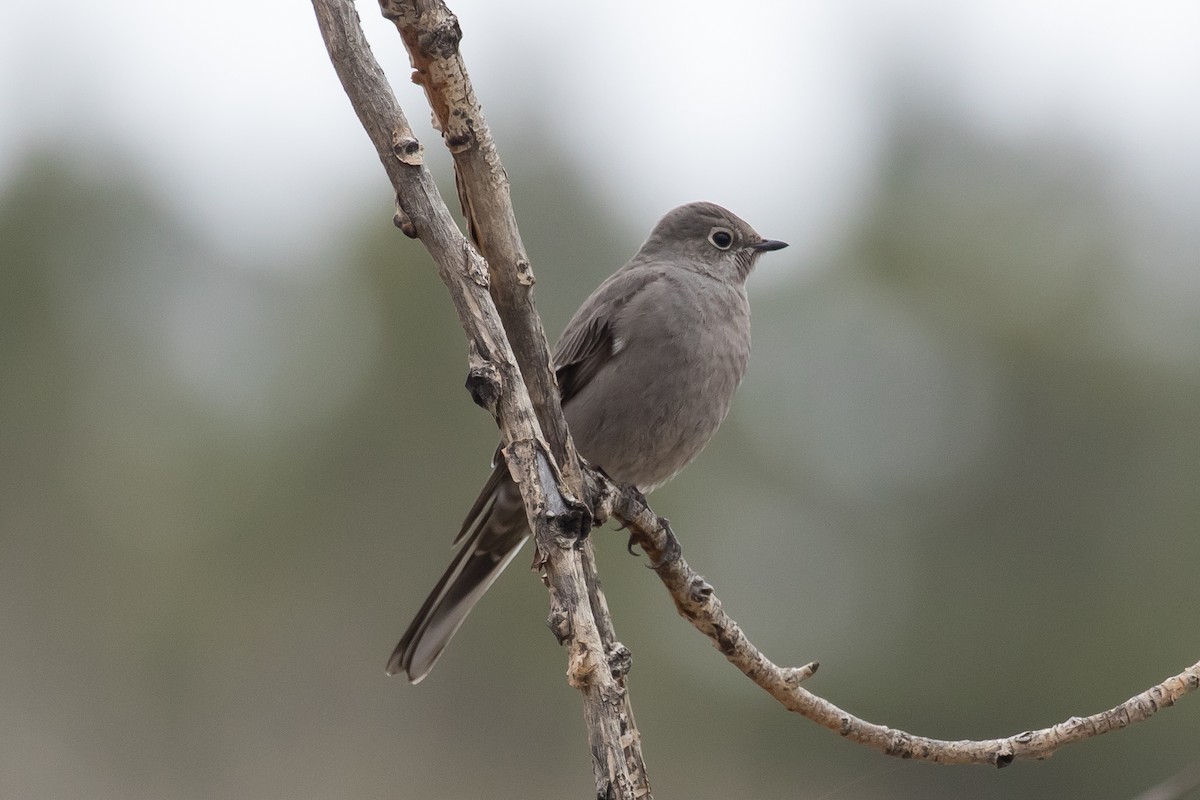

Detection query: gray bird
(389, 201), (787, 682)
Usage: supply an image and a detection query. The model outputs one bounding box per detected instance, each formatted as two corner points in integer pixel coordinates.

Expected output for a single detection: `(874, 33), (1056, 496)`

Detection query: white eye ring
(708, 227), (734, 250)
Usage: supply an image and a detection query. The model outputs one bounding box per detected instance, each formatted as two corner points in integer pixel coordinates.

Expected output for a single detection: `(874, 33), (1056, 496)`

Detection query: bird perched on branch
(389, 201), (788, 682)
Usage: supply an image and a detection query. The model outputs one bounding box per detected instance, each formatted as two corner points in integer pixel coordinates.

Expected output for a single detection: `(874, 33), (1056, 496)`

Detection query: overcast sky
(2, 0), (1199, 271)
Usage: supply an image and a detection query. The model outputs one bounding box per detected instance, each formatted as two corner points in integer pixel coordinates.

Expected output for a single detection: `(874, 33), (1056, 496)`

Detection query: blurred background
(2, 1), (1198, 798)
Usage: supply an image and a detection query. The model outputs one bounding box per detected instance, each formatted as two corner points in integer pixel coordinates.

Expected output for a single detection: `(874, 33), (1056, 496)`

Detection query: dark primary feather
(553, 266), (665, 403)
(554, 315), (613, 405)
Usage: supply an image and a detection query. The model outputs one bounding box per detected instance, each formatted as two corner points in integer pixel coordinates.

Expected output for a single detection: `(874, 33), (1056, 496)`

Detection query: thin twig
(591, 476), (1200, 767)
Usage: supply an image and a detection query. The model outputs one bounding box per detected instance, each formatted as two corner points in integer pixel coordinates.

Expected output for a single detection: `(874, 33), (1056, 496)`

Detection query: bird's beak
(750, 239), (788, 252)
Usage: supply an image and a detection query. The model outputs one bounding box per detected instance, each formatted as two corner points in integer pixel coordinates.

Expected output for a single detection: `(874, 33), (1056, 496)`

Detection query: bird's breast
(564, 281), (750, 491)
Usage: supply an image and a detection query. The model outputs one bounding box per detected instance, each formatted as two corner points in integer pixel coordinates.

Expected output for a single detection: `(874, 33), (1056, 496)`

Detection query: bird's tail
(387, 462), (530, 683)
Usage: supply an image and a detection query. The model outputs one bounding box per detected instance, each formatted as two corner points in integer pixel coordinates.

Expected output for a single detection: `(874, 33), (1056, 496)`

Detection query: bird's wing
(553, 314), (614, 406)
(552, 264), (663, 405)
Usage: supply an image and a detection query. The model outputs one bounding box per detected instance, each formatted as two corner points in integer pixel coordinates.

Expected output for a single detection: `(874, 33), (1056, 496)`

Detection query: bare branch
(311, 1), (649, 796)
(375, 1), (648, 794)
(592, 476), (1200, 767)
(378, 0), (579, 484)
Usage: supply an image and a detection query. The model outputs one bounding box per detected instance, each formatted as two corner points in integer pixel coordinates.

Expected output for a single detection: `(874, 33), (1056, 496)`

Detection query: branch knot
(464, 342), (502, 413)
(391, 131), (424, 165)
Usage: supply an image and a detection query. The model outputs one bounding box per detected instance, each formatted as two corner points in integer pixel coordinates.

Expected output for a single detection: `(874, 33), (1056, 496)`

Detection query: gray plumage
(389, 201), (787, 682)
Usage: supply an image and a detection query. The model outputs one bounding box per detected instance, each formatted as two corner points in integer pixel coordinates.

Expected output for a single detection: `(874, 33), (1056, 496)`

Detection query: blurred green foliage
(1, 109), (1197, 800)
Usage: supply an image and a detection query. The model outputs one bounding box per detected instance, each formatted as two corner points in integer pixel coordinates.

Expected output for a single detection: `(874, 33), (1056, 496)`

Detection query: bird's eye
(708, 228), (734, 250)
